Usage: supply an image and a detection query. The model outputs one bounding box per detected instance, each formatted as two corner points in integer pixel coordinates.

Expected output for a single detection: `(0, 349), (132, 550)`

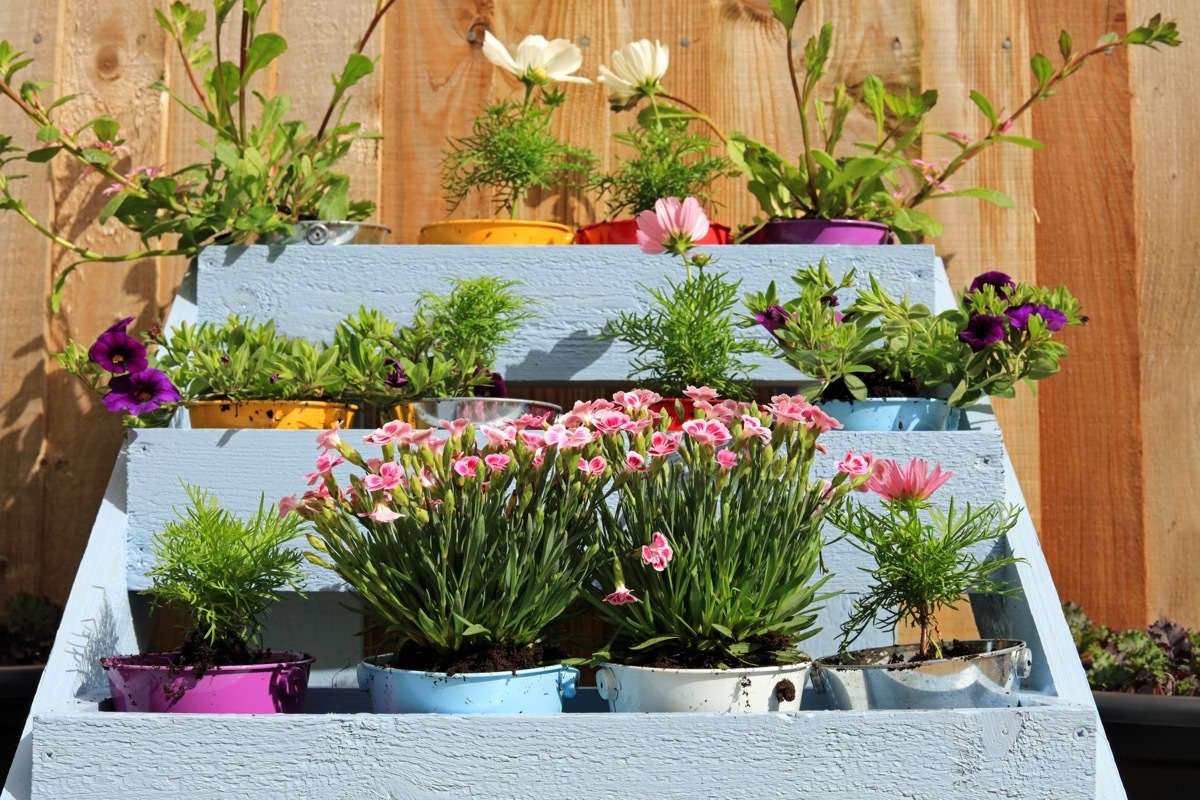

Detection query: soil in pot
(633, 631), (800, 671)
(387, 641), (564, 677)
(819, 374), (925, 403)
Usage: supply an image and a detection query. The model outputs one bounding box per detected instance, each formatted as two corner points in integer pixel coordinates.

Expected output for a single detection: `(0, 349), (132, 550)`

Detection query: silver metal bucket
(810, 639), (1032, 710)
(394, 398), (561, 429)
(260, 221), (392, 245)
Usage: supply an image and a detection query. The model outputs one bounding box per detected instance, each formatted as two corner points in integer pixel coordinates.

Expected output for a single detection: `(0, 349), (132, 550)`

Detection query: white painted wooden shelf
(4, 246), (1121, 799)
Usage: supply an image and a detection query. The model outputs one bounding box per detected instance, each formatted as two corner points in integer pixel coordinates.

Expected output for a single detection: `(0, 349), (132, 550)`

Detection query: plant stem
(315, 0), (396, 144)
(659, 93), (727, 145)
(787, 36), (821, 217)
(214, 12), (233, 145)
(238, 8), (250, 145)
(169, 30), (217, 120)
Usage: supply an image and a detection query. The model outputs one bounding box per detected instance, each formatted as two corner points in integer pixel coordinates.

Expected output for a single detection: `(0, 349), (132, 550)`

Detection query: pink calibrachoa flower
(682, 418), (732, 447)
(362, 461), (404, 492)
(440, 418), (471, 439)
(641, 532), (674, 571)
(683, 385), (720, 404)
(625, 451), (649, 472)
(635, 196), (710, 255)
(603, 584), (639, 605)
(716, 449), (737, 471)
(866, 458), (953, 503)
(740, 414), (772, 444)
(481, 424), (517, 449)
(577, 456), (608, 477)
(361, 503), (402, 524)
(484, 453), (512, 473)
(316, 422), (342, 452)
(835, 450), (876, 477)
(647, 430), (681, 458)
(304, 452), (345, 485)
(613, 389), (662, 415)
(453, 456), (482, 477)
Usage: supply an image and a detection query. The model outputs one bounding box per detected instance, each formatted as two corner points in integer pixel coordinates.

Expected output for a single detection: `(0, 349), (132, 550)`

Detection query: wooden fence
(0, 0), (1195, 631)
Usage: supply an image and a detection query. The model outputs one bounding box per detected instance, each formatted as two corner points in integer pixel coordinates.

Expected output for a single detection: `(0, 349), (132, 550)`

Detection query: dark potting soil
(639, 631), (801, 670)
(176, 630), (257, 676)
(390, 641), (562, 676)
(820, 374), (925, 403)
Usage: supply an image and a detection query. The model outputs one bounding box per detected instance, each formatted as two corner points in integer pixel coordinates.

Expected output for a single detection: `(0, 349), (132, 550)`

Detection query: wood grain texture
(1129, 0), (1200, 628)
(0, 1), (56, 602)
(1030, 1), (1145, 629)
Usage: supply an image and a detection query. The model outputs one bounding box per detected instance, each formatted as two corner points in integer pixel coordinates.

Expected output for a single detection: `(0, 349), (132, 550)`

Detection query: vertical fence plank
(1030, 0), (1145, 629)
(1129, 0), (1200, 627)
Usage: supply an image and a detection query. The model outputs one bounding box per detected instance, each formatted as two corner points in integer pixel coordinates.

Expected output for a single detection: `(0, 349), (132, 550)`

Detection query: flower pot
(187, 400), (357, 430)
(648, 398), (696, 431)
(0, 664), (43, 769)
(815, 398), (961, 432)
(101, 651), (314, 713)
(417, 219), (574, 245)
(741, 219), (892, 245)
(258, 221), (392, 245)
(574, 219), (733, 245)
(1092, 691), (1200, 799)
(595, 662), (809, 713)
(810, 639), (1031, 710)
(391, 398), (561, 429)
(356, 655), (578, 714)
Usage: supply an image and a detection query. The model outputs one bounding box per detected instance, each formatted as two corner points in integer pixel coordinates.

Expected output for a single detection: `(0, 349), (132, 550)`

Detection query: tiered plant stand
(4, 245), (1121, 799)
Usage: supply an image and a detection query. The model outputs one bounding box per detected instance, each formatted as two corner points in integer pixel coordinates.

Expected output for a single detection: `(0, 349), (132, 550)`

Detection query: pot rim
(186, 399), (359, 410)
(599, 660), (811, 677)
(101, 650), (314, 673)
(359, 654), (572, 679)
(815, 639), (1028, 670)
(765, 218), (892, 230)
(577, 219), (733, 231)
(419, 219), (574, 232)
(286, 220), (392, 232)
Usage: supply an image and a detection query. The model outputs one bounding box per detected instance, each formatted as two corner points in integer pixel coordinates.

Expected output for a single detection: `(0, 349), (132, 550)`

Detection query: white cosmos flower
(598, 39), (670, 106)
(481, 31), (590, 87)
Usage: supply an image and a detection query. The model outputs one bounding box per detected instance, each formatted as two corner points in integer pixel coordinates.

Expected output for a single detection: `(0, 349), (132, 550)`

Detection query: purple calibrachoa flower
(1006, 303), (1068, 332)
(473, 369), (508, 399)
(102, 368), (181, 415)
(753, 304), (795, 335)
(88, 330), (148, 374)
(968, 271), (1017, 300)
(383, 358), (409, 389)
(959, 314), (1007, 352)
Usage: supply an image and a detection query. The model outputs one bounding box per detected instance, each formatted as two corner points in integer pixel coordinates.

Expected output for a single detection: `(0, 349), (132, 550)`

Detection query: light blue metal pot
(356, 655), (578, 714)
(816, 398), (961, 432)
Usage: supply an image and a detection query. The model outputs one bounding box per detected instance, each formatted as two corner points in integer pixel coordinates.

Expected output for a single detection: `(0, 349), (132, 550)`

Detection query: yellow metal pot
(417, 219), (574, 245)
(186, 400), (356, 430)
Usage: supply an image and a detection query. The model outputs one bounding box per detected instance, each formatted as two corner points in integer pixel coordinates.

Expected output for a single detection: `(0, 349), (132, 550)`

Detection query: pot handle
(1016, 647), (1033, 679)
(305, 222), (330, 245)
(558, 666), (579, 700)
(357, 660), (370, 692)
(809, 665), (828, 695)
(594, 666), (618, 702)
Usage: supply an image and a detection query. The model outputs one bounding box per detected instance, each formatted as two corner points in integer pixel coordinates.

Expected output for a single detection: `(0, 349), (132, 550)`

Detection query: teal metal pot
(357, 655), (578, 714)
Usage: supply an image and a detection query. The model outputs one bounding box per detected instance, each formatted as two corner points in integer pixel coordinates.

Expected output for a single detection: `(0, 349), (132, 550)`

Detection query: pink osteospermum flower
(577, 456), (607, 477)
(484, 453), (512, 473)
(635, 196), (710, 255)
(315, 422), (342, 452)
(835, 450), (876, 477)
(682, 418), (732, 447)
(603, 584), (639, 605)
(716, 449), (737, 471)
(867, 458), (953, 503)
(641, 532), (673, 571)
(453, 456), (482, 477)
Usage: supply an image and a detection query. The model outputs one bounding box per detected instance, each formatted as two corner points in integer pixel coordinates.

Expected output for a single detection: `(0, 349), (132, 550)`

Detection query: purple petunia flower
(753, 304), (796, 335)
(1005, 303), (1034, 329)
(959, 314), (1007, 352)
(102, 368), (181, 415)
(104, 316), (137, 335)
(383, 358), (409, 389)
(88, 331), (148, 374)
(1006, 303), (1068, 332)
(473, 369), (508, 399)
(968, 271), (1017, 300)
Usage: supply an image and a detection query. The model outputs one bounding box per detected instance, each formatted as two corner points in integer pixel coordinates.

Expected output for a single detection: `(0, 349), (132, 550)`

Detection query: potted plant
(102, 486), (313, 714)
(577, 40), (736, 245)
(335, 278), (558, 426)
(728, 4), (1179, 244)
(811, 458), (1030, 710)
(293, 413), (616, 714)
(0, 593), (62, 769)
(1065, 603), (1200, 797)
(582, 389), (870, 712)
(0, 0), (397, 309)
(419, 33), (594, 245)
(55, 315), (356, 429)
(744, 262), (1086, 430)
(600, 197), (769, 428)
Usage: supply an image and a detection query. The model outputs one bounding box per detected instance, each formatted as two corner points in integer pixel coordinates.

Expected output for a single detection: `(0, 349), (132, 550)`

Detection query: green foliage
(588, 410), (865, 667)
(0, 592), (63, 665)
(732, 14), (1179, 241)
(602, 268), (768, 399)
(828, 498), (1023, 658)
(414, 276), (534, 370)
(301, 424), (616, 667)
(1067, 603), (1200, 696)
(591, 111), (735, 219)
(441, 95), (595, 218)
(144, 485), (306, 652)
(0, 1), (395, 307)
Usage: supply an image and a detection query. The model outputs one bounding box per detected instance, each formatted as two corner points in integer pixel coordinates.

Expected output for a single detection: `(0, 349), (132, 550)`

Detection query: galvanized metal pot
(595, 662), (809, 713)
(259, 221), (392, 245)
(392, 398), (560, 429)
(811, 639), (1032, 710)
